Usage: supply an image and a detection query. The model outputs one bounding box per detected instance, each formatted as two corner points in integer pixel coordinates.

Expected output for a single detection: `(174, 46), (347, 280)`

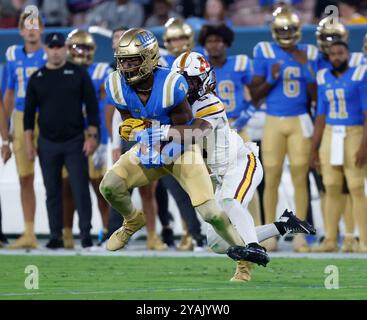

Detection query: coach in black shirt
(24, 32), (99, 249)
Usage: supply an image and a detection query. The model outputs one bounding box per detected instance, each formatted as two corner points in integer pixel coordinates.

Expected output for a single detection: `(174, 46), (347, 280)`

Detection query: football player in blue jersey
(198, 23), (263, 226)
(1, 12), (46, 249)
(100, 28), (259, 265)
(316, 16), (364, 71)
(315, 16), (360, 252)
(250, 6), (318, 252)
(311, 41), (367, 253)
(59, 30), (111, 248)
(161, 17), (205, 68)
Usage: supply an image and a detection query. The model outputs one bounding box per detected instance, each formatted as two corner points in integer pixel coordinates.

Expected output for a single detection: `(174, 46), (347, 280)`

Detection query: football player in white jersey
(171, 51), (316, 281)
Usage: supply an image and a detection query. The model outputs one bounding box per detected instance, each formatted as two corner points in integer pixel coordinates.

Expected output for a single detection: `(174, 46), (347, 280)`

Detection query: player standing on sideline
(198, 23), (262, 226)
(311, 41), (367, 253)
(0, 93), (10, 247)
(61, 29), (111, 248)
(313, 16), (358, 252)
(101, 28), (263, 265)
(250, 6), (318, 252)
(161, 18), (196, 68)
(170, 51), (316, 281)
(2, 11), (46, 249)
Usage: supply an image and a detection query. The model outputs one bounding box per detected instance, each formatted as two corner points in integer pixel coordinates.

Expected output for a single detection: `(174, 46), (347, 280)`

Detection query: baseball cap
(45, 32), (66, 47)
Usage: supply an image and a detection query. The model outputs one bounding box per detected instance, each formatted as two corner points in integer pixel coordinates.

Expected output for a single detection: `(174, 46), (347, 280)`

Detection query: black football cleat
(275, 209), (316, 236)
(226, 243), (270, 267)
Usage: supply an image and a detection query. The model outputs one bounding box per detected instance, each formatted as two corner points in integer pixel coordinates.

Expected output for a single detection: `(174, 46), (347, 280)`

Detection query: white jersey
(191, 92), (251, 177)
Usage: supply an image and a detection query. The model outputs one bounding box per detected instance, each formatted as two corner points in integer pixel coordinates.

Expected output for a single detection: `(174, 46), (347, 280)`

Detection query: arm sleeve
(241, 59), (253, 85)
(316, 85), (327, 116)
(82, 68), (100, 128)
(23, 76), (38, 131)
(166, 75), (189, 111)
(358, 83), (367, 112)
(253, 44), (267, 77)
(5, 62), (15, 90)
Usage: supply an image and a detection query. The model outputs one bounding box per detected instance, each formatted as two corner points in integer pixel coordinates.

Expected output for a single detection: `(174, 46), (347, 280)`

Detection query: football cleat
(275, 209), (316, 236)
(63, 228), (75, 249)
(107, 210), (146, 251)
(177, 232), (193, 251)
(147, 232), (168, 251)
(311, 239), (338, 252)
(8, 233), (38, 249)
(341, 235), (358, 253)
(226, 243), (270, 267)
(230, 260), (253, 282)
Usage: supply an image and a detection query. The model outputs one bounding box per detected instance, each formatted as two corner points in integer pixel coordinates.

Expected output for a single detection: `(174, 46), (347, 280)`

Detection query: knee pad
(196, 199), (223, 224)
(99, 170), (132, 213)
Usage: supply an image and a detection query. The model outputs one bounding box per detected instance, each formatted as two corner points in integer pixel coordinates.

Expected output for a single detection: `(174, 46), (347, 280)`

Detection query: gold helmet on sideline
(66, 29), (96, 66)
(271, 6), (301, 48)
(316, 16), (348, 55)
(115, 28), (160, 85)
(163, 18), (194, 56)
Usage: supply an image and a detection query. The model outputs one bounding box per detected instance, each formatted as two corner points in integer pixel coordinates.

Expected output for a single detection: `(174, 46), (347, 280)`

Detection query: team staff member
(24, 33), (100, 249)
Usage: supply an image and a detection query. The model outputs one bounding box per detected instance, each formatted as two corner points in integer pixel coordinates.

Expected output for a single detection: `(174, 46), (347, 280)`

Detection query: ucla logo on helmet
(137, 31), (156, 48)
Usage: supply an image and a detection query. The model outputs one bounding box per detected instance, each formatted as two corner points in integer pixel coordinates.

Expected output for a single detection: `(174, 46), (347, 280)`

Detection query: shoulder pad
(306, 44), (318, 61)
(351, 64), (367, 81)
(5, 45), (18, 62)
(162, 71), (182, 109)
(106, 71), (126, 105)
(234, 54), (249, 71)
(349, 52), (364, 67)
(316, 68), (328, 85)
(254, 42), (275, 59)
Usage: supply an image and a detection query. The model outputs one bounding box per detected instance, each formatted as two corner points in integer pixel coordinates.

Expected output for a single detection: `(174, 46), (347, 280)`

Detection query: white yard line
(0, 248), (366, 259)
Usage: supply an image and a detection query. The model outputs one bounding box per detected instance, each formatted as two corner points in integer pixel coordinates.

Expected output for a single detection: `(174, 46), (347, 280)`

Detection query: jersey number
(16, 67), (38, 98)
(325, 89), (348, 119)
(283, 67), (300, 98)
(218, 80), (235, 112)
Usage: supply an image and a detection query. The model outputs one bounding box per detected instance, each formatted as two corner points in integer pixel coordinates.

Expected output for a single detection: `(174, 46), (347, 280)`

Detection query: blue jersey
(88, 62), (112, 145)
(105, 67), (188, 125)
(213, 55), (252, 119)
(253, 41), (318, 117)
(5, 45), (47, 112)
(317, 51), (366, 71)
(316, 65), (367, 125)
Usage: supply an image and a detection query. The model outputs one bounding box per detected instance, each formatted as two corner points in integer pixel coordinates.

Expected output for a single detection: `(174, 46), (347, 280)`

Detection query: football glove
(92, 144), (107, 169)
(118, 118), (147, 142)
(233, 105), (257, 131)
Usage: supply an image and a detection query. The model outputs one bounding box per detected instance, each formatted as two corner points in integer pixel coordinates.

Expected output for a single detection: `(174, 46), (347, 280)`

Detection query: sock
(256, 224), (280, 242)
(223, 199), (259, 245)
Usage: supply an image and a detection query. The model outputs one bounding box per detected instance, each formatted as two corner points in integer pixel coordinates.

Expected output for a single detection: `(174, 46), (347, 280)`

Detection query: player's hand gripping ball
(118, 118), (151, 141)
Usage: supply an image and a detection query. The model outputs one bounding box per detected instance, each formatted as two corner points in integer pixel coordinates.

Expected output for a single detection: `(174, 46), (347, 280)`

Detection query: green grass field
(0, 255), (366, 300)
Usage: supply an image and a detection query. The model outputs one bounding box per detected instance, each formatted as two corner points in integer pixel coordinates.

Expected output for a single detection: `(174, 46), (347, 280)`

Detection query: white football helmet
(171, 51), (216, 104)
